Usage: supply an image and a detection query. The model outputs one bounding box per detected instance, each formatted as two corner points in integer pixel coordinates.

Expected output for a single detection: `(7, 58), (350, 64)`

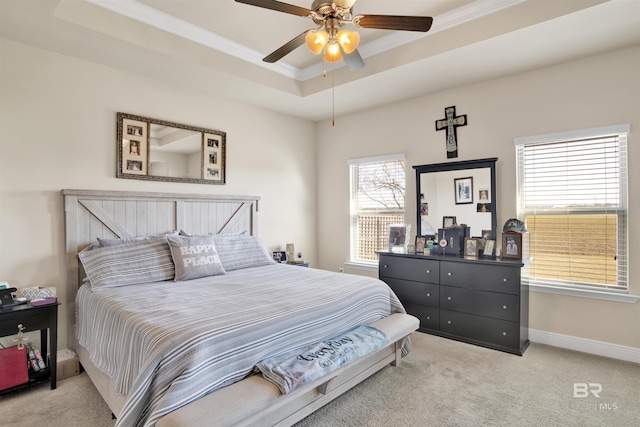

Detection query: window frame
(515, 124), (637, 303)
(348, 154), (406, 267)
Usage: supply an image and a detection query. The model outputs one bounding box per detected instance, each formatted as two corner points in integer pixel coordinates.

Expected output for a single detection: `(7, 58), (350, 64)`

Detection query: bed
(62, 189), (419, 427)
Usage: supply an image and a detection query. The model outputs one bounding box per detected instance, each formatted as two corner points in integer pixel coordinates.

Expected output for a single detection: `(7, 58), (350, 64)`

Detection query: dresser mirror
(116, 112), (226, 184)
(413, 158), (497, 239)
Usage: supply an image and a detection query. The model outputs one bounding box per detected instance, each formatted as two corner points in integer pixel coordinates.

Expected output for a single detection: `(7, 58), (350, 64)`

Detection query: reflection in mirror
(149, 124), (200, 179)
(116, 112), (226, 185)
(414, 158), (497, 239)
(419, 168), (491, 237)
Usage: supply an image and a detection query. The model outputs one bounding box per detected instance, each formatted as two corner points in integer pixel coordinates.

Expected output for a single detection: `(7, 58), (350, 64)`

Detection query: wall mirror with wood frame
(414, 158), (497, 239)
(116, 112), (226, 185)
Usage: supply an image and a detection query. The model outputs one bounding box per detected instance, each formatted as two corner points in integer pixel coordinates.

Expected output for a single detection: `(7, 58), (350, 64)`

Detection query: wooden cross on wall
(435, 106), (467, 158)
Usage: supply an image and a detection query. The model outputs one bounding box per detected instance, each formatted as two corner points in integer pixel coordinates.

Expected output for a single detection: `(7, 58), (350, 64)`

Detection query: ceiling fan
(235, 0), (433, 70)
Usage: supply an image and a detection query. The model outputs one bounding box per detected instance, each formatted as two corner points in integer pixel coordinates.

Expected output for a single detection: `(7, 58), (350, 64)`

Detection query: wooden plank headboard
(61, 189), (260, 345)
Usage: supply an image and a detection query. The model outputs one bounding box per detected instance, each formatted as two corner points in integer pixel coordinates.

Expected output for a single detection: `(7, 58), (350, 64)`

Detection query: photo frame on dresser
(464, 238), (479, 258)
(482, 239), (496, 258)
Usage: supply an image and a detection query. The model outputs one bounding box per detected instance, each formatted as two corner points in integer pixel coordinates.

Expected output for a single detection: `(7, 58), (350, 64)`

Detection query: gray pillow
(213, 234), (276, 271)
(78, 237), (175, 290)
(167, 235), (226, 281)
(97, 231), (178, 246)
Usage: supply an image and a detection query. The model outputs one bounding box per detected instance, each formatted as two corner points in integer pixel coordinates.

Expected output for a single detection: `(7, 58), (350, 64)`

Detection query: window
(349, 155), (405, 264)
(515, 124), (629, 293)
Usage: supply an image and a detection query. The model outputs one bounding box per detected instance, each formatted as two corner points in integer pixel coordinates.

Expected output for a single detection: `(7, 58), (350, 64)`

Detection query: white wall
(0, 39), (317, 348)
(316, 45), (640, 349)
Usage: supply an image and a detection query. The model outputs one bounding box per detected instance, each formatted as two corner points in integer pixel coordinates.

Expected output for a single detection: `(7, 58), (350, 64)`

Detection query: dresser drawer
(440, 261), (520, 294)
(381, 277), (439, 307)
(403, 302), (439, 330)
(439, 286), (520, 322)
(440, 310), (520, 350)
(379, 255), (439, 283)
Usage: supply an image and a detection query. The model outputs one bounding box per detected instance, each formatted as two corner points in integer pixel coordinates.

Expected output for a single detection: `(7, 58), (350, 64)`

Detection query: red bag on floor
(0, 346), (29, 390)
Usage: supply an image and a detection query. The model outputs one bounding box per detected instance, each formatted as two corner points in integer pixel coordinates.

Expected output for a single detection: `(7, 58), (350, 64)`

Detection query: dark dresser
(379, 251), (529, 355)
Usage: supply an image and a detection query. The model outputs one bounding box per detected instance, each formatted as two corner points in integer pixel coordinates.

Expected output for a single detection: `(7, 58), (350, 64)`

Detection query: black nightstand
(0, 302), (58, 392)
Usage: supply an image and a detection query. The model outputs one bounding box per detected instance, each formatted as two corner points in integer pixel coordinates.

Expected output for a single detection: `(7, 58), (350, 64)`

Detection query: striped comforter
(76, 263), (406, 427)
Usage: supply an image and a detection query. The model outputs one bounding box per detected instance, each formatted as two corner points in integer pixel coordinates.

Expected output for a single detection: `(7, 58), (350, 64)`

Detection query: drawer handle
(447, 320), (452, 324)
(502, 332), (507, 336)
(383, 265), (388, 268)
(426, 316), (431, 320)
(447, 296), (452, 301)
(426, 269), (431, 274)
(426, 293), (430, 297)
(503, 305), (507, 310)
(447, 272), (452, 276)
(503, 278), (508, 282)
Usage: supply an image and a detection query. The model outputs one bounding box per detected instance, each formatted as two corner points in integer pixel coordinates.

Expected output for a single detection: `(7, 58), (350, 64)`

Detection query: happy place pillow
(167, 234), (226, 281)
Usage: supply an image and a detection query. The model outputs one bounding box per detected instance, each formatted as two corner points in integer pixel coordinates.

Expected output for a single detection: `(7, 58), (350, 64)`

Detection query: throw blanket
(76, 263), (407, 427)
(256, 325), (389, 394)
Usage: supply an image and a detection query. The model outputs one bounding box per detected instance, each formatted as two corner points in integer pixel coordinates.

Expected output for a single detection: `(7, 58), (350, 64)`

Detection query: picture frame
(478, 188), (490, 202)
(203, 133), (224, 183)
(442, 216), (457, 228)
(454, 176), (473, 204)
(420, 202), (429, 216)
(272, 251), (287, 263)
(483, 239), (496, 258)
(388, 224), (410, 251)
(464, 238), (479, 258)
(121, 117), (148, 176)
(477, 202), (492, 213)
(502, 233), (523, 259)
(116, 112), (226, 185)
(415, 236), (426, 254)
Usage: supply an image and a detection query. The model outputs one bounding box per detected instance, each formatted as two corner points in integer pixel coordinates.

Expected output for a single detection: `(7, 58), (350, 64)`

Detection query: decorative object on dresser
(501, 218), (529, 260)
(116, 112), (226, 185)
(437, 225), (470, 255)
(388, 223), (410, 252)
(379, 252), (528, 355)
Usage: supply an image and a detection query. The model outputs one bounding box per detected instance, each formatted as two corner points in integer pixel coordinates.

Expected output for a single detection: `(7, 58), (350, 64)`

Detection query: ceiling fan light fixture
(305, 30), (329, 55)
(337, 30), (359, 54)
(323, 42), (343, 62)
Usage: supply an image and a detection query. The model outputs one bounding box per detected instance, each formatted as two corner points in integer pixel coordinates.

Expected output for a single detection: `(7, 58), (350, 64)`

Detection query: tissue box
(19, 286), (57, 300)
(437, 226), (470, 255)
(56, 349), (79, 380)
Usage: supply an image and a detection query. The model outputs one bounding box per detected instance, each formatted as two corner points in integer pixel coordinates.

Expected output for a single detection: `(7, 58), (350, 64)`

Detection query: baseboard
(529, 329), (640, 364)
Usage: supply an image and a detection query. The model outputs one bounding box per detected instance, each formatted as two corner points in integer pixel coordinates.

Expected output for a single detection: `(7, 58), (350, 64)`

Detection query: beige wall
(0, 39), (317, 348)
(316, 45), (640, 348)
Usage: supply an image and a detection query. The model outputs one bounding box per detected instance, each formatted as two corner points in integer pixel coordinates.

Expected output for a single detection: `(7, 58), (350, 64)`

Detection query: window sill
(344, 261), (378, 273)
(526, 283), (639, 303)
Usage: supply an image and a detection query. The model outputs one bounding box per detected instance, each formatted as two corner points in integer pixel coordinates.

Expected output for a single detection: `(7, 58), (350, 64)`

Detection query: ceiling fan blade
(354, 15), (433, 32)
(235, 0), (312, 17)
(263, 31), (307, 63)
(343, 48), (365, 71)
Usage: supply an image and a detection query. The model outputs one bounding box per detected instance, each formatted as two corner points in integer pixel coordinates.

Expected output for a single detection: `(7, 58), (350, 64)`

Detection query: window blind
(515, 125), (628, 291)
(349, 155), (405, 263)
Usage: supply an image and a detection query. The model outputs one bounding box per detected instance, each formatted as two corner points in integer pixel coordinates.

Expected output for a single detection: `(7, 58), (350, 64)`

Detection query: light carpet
(1, 332), (638, 426)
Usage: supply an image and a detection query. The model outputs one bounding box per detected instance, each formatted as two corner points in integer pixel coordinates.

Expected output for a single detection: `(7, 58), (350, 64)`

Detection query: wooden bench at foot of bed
(156, 313), (419, 427)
